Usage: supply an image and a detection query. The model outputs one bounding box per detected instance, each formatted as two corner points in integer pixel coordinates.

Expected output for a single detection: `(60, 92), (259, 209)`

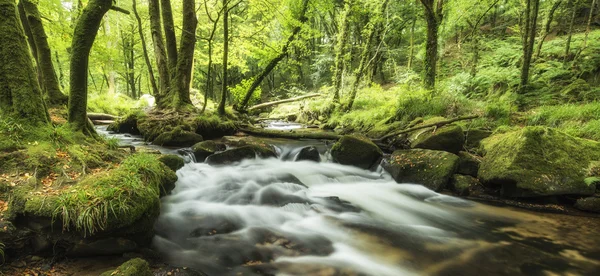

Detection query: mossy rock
(574, 196), (600, 213)
(449, 174), (482, 196)
(464, 129), (492, 150)
(410, 124), (465, 154)
(295, 146), (320, 162)
(100, 258), (152, 276)
(192, 140), (226, 162)
(479, 127), (600, 197)
(206, 145), (277, 165)
(153, 127), (203, 147)
(457, 151), (481, 177)
(382, 149), (460, 191)
(107, 112), (141, 135)
(195, 115), (238, 139)
(331, 134), (383, 170)
(158, 154), (185, 171)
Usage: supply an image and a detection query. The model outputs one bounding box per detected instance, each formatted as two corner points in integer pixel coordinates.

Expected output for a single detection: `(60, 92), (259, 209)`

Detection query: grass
(527, 102), (600, 140)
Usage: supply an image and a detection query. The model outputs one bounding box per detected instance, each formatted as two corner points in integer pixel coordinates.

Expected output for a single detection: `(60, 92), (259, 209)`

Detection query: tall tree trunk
(218, 0), (229, 116)
(17, 1), (42, 89)
(239, 0), (310, 111)
(160, 0), (178, 75)
(519, 0), (541, 95)
(581, 0), (597, 49)
(535, 0), (562, 60)
(407, 17), (416, 69)
(332, 0), (352, 104)
(0, 0), (49, 124)
(68, 0), (114, 135)
(133, 0), (159, 97)
(564, 0), (576, 62)
(148, 0), (170, 96)
(420, 0), (444, 91)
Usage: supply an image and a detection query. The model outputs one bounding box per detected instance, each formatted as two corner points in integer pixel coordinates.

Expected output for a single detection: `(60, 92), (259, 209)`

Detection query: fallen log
(240, 127), (342, 140)
(248, 93), (322, 111)
(91, 120), (115, 125)
(376, 115), (479, 142)
(87, 112), (119, 121)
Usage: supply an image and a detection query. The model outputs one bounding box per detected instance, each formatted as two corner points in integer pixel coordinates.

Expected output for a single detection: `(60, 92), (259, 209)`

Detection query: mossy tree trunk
(564, 0), (577, 62)
(218, 0), (229, 116)
(518, 0), (541, 95)
(201, 3), (223, 113)
(0, 0), (49, 124)
(133, 0), (159, 97)
(419, 0), (444, 91)
(160, 0), (178, 76)
(148, 0), (170, 97)
(534, 0), (562, 60)
(17, 1), (42, 88)
(68, 0), (115, 135)
(331, 0), (352, 104)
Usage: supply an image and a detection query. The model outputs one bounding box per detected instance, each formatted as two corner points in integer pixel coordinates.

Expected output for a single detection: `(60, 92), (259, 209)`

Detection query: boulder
(449, 174), (482, 196)
(574, 197), (600, 213)
(206, 145), (277, 165)
(192, 141), (227, 162)
(107, 113), (141, 135)
(153, 128), (203, 147)
(295, 146), (321, 162)
(410, 123), (465, 154)
(464, 129), (492, 150)
(100, 258), (152, 276)
(331, 135), (383, 169)
(457, 151), (481, 177)
(479, 127), (600, 197)
(382, 149), (460, 191)
(158, 154), (185, 172)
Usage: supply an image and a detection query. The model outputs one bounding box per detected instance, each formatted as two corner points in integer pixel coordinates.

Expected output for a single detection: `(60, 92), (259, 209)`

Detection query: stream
(98, 124), (600, 276)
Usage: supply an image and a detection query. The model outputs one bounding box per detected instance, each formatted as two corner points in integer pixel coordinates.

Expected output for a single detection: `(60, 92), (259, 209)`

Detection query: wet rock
(449, 174), (482, 196)
(67, 238), (137, 257)
(192, 141), (227, 162)
(100, 258), (152, 276)
(457, 151), (481, 177)
(331, 134), (383, 169)
(382, 149), (460, 191)
(464, 129), (492, 150)
(153, 128), (203, 147)
(206, 145), (277, 165)
(195, 117), (237, 139)
(479, 127), (600, 197)
(295, 146), (320, 162)
(410, 121), (465, 154)
(108, 113), (140, 135)
(574, 196), (600, 213)
(158, 154), (185, 172)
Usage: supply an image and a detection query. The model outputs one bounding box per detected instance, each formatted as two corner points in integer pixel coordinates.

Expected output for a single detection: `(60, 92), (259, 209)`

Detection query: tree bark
(420, 0), (444, 91)
(17, 0), (41, 87)
(0, 0), (49, 124)
(564, 0), (576, 62)
(218, 0), (229, 116)
(519, 0), (541, 95)
(248, 93), (322, 111)
(407, 17), (416, 69)
(535, 0), (562, 60)
(160, 0), (178, 75)
(133, 0), (159, 97)
(148, 0), (170, 95)
(68, 0), (114, 135)
(332, 0), (352, 104)
(238, 0), (310, 111)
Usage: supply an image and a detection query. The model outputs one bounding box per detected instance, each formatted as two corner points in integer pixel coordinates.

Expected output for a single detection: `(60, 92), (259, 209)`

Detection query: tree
(419, 0), (445, 91)
(218, 0), (229, 116)
(133, 0), (159, 97)
(519, 0), (541, 95)
(68, 0), (128, 135)
(331, 0), (353, 104)
(0, 0), (49, 124)
(148, 0), (170, 95)
(20, 0), (68, 105)
(200, 0), (223, 113)
(535, 0), (563, 60)
(161, 0), (178, 75)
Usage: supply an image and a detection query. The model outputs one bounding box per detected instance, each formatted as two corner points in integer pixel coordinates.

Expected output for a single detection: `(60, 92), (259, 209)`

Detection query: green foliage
(230, 78), (261, 106)
(527, 103), (600, 140)
(87, 93), (140, 116)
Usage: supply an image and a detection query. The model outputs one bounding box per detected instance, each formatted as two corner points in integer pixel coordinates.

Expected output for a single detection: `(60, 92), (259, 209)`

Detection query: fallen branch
(248, 93), (322, 111)
(376, 115), (479, 142)
(110, 6), (131, 14)
(87, 113), (119, 121)
(240, 127), (342, 140)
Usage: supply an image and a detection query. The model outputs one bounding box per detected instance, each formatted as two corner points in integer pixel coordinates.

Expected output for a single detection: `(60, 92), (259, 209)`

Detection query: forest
(1, 0), (600, 275)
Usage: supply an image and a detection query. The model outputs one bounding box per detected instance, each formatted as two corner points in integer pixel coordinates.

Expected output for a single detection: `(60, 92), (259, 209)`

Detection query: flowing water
(97, 125), (600, 276)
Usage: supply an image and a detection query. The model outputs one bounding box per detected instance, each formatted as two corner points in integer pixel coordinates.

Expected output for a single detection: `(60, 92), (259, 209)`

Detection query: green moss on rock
(382, 149), (459, 191)
(457, 151), (481, 177)
(158, 154), (185, 171)
(192, 140), (226, 162)
(100, 258), (152, 276)
(449, 174), (481, 196)
(331, 134), (383, 169)
(206, 144), (276, 165)
(153, 127), (203, 147)
(574, 197), (600, 213)
(464, 129), (492, 150)
(479, 126), (600, 197)
(410, 124), (465, 154)
(107, 111), (143, 135)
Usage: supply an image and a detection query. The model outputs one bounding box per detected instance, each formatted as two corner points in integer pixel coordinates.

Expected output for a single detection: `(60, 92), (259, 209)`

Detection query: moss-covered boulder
(410, 123), (465, 154)
(464, 129), (492, 150)
(331, 135), (383, 169)
(192, 140), (227, 162)
(382, 149), (460, 191)
(153, 127), (203, 147)
(457, 151), (481, 177)
(479, 127), (600, 197)
(206, 145), (277, 165)
(100, 258), (152, 276)
(295, 146), (321, 162)
(158, 154), (185, 171)
(574, 197), (600, 213)
(107, 112), (142, 135)
(195, 115), (238, 139)
(449, 174), (482, 196)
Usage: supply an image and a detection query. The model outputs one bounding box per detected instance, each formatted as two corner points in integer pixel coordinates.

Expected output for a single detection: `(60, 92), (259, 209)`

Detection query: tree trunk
(581, 0), (597, 49)
(17, 1), (42, 90)
(407, 17), (416, 69)
(420, 0), (444, 91)
(564, 0), (576, 62)
(160, 0), (178, 75)
(535, 0), (562, 60)
(68, 0), (114, 135)
(0, 0), (49, 124)
(519, 0), (541, 95)
(332, 0), (352, 103)
(133, 0), (159, 97)
(218, 0), (229, 116)
(238, 0), (310, 111)
(148, 0), (170, 95)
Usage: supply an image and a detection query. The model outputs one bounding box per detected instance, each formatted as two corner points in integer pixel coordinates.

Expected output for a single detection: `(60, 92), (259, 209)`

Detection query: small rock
(574, 197), (600, 213)
(331, 135), (382, 169)
(206, 145), (277, 165)
(457, 151), (481, 177)
(382, 149), (459, 191)
(295, 146), (320, 162)
(192, 141), (227, 162)
(153, 128), (203, 147)
(449, 174), (482, 196)
(158, 154), (185, 172)
(100, 258), (152, 276)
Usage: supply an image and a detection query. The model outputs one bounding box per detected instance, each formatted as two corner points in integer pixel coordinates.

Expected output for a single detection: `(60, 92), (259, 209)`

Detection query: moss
(108, 110), (143, 135)
(561, 79), (592, 102)
(206, 145), (276, 165)
(194, 115), (237, 139)
(191, 140), (226, 162)
(382, 149), (459, 191)
(153, 127), (203, 147)
(479, 127), (600, 197)
(158, 154), (185, 171)
(457, 151), (481, 177)
(449, 174), (481, 196)
(331, 134), (383, 169)
(410, 124), (465, 154)
(100, 258), (152, 276)
(10, 154), (176, 236)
